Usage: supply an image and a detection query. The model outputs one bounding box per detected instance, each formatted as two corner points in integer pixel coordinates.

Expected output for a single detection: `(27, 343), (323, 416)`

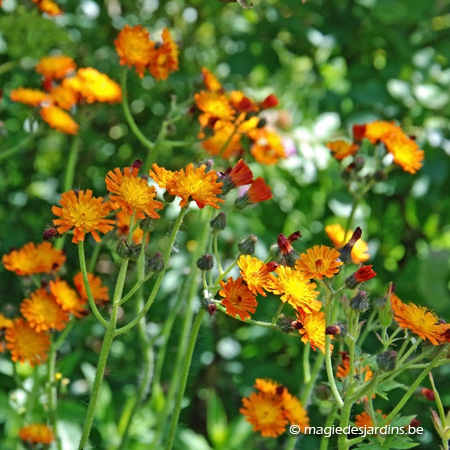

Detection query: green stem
(118, 271), (155, 305)
(53, 321), (75, 351)
(303, 344), (311, 384)
(213, 232), (223, 274)
(121, 68), (155, 154)
(319, 406), (338, 450)
(47, 336), (62, 450)
(301, 351), (325, 406)
(165, 309), (206, 450)
(87, 241), (103, 274)
(271, 302), (285, 325)
(214, 303), (279, 329)
(63, 135), (80, 193)
(0, 60), (18, 75)
(78, 258), (129, 450)
(0, 132), (39, 161)
(398, 338), (422, 365)
(78, 243), (109, 328)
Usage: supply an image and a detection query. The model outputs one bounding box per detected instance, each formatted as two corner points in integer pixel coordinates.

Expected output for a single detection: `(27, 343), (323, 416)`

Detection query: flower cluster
(114, 25), (179, 80)
(10, 56), (122, 134)
(1, 242), (109, 366)
(327, 120), (424, 174)
(240, 378), (309, 437)
(194, 68), (286, 164)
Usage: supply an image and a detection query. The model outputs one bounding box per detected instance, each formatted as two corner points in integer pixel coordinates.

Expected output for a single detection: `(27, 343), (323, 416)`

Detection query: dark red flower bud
(338, 227), (362, 264)
(277, 233), (293, 254)
(43, 227), (60, 241)
(420, 388), (435, 401)
(207, 303), (217, 316)
(131, 159), (143, 169)
(265, 261), (279, 272)
(355, 265), (377, 282)
(287, 231), (302, 243)
(352, 124), (366, 142)
(409, 418), (421, 428)
(260, 94), (279, 109)
(325, 325), (341, 335)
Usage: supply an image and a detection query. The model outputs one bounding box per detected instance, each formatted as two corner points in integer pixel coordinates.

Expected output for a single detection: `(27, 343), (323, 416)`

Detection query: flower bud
(131, 159), (143, 169)
(345, 265), (377, 289)
(352, 124), (366, 143)
(376, 350), (397, 372)
(277, 233), (299, 267)
(237, 235), (257, 255)
(201, 296), (217, 316)
(353, 156), (365, 171)
(278, 315), (301, 333)
(140, 217), (156, 232)
(326, 325), (341, 336)
(420, 388), (435, 401)
(210, 212), (227, 231)
(378, 284), (393, 328)
(116, 238), (141, 260)
(260, 94), (279, 109)
(148, 252), (164, 272)
(316, 384), (332, 401)
(43, 226), (60, 241)
(265, 261), (279, 272)
(197, 254), (214, 271)
(338, 227), (362, 264)
(373, 170), (387, 181)
(349, 290), (369, 313)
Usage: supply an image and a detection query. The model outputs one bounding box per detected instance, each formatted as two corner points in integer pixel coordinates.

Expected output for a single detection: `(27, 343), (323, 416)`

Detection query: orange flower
(148, 28), (179, 81)
(325, 224), (370, 264)
(10, 88), (49, 106)
(65, 68), (122, 103)
(238, 255), (271, 296)
(35, 55), (76, 80)
(296, 309), (328, 354)
(114, 25), (154, 78)
(235, 177), (272, 210)
(218, 158), (254, 194)
(33, 0), (63, 16)
(201, 67), (223, 93)
(281, 392), (309, 431)
(354, 411), (374, 428)
(229, 90), (259, 113)
(105, 166), (163, 219)
(391, 293), (446, 345)
(2, 241), (66, 276)
(382, 132), (424, 174)
(195, 91), (235, 126)
(254, 378), (280, 394)
(364, 120), (400, 143)
(202, 120), (244, 158)
(162, 163), (224, 209)
(49, 278), (87, 318)
(114, 208), (147, 244)
(240, 391), (288, 438)
(73, 272), (109, 305)
(49, 84), (78, 110)
(52, 190), (116, 244)
(219, 277), (258, 320)
(296, 245), (343, 279)
(40, 105), (79, 134)
(270, 266), (321, 313)
(354, 265), (377, 282)
(336, 358), (373, 382)
(327, 140), (359, 160)
(5, 318), (50, 366)
(0, 314), (13, 330)
(148, 164), (177, 189)
(19, 424), (54, 444)
(248, 127), (286, 165)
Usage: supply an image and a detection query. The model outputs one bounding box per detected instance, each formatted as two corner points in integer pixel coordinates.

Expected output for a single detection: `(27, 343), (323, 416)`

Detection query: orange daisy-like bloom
(240, 391), (288, 438)
(165, 163), (224, 209)
(195, 91), (235, 126)
(5, 318), (50, 366)
(65, 68), (122, 103)
(148, 164), (177, 189)
(49, 84), (78, 110)
(248, 127), (286, 165)
(2, 241), (66, 276)
(19, 423), (54, 445)
(52, 190), (116, 244)
(336, 358), (373, 383)
(382, 132), (424, 174)
(296, 309), (328, 354)
(270, 266), (321, 313)
(20, 288), (69, 332)
(73, 272), (109, 305)
(201, 67), (223, 93)
(202, 120), (244, 158)
(148, 28), (179, 81)
(296, 245), (343, 279)
(281, 392), (309, 431)
(254, 378), (280, 394)
(238, 255), (271, 296)
(364, 120), (401, 144)
(391, 293), (445, 345)
(40, 105), (79, 135)
(219, 277), (258, 320)
(105, 166), (163, 219)
(32, 0), (63, 16)
(354, 411), (374, 429)
(10, 88), (49, 106)
(114, 25), (154, 78)
(35, 55), (76, 80)
(325, 224), (370, 264)
(49, 278), (87, 318)
(326, 140), (359, 160)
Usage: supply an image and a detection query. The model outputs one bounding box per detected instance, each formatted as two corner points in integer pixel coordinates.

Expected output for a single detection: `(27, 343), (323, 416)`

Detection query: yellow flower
(382, 132), (424, 174)
(325, 224), (370, 264)
(201, 67), (223, 93)
(20, 288), (69, 332)
(161, 163), (224, 209)
(19, 423), (54, 444)
(49, 278), (87, 318)
(326, 140), (359, 160)
(10, 88), (49, 106)
(6, 318), (50, 366)
(240, 391), (288, 438)
(2, 241), (66, 276)
(73, 272), (109, 305)
(296, 245), (343, 279)
(52, 190), (116, 244)
(105, 166), (163, 220)
(49, 84), (78, 110)
(270, 266), (321, 313)
(148, 28), (179, 81)
(248, 127), (286, 165)
(35, 55), (76, 80)
(238, 255), (271, 296)
(40, 105), (79, 135)
(114, 25), (154, 78)
(65, 68), (122, 103)
(219, 277), (258, 320)
(296, 309), (328, 354)
(391, 293), (445, 345)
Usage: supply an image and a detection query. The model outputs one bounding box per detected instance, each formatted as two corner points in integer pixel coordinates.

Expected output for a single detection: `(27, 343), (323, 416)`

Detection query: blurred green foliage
(1, 0), (450, 449)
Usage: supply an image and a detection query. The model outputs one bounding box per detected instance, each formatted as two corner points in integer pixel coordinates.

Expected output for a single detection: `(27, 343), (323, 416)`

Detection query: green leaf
(206, 389), (228, 448)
